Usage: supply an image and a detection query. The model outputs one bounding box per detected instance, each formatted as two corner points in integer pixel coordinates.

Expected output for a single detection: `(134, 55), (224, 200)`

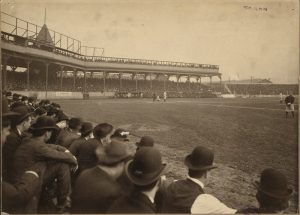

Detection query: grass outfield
(58, 97), (298, 212)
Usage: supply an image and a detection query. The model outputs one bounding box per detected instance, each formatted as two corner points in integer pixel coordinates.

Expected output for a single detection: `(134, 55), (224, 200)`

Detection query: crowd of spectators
(2, 91), (294, 214)
(224, 84), (298, 95)
(6, 71), (298, 96)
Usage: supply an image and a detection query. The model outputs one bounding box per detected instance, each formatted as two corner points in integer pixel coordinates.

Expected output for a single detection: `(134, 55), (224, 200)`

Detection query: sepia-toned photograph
(1, 0), (299, 214)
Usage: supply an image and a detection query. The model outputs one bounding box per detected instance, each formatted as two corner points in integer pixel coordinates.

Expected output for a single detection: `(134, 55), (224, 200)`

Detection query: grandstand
(212, 78), (298, 96)
(1, 12), (221, 99)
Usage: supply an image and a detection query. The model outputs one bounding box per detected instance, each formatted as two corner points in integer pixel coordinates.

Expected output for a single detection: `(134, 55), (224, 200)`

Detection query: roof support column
(2, 56), (8, 91)
(103, 71), (106, 92)
(45, 62), (49, 98)
(26, 60), (31, 91)
(187, 75), (191, 92)
(60, 65), (64, 91)
(163, 74), (166, 91)
(132, 73), (138, 92)
(210, 76), (212, 87)
(73, 69), (77, 92)
(119, 72), (122, 92)
(84, 70), (87, 93)
(176, 75), (180, 92)
(150, 73), (153, 91)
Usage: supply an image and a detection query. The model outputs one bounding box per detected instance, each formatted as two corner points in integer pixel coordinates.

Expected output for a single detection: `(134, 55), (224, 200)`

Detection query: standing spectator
(136, 136), (154, 151)
(108, 147), (166, 213)
(56, 117), (82, 148)
(285, 93), (295, 118)
(2, 105), (32, 182)
(237, 168), (293, 213)
(77, 123), (114, 173)
(1, 97), (45, 214)
(161, 146), (236, 214)
(71, 141), (131, 213)
(69, 122), (94, 158)
(12, 116), (78, 213)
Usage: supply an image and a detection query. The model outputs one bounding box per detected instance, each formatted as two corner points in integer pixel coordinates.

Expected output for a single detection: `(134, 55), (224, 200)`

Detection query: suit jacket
(108, 191), (156, 213)
(2, 128), (26, 182)
(77, 138), (102, 172)
(56, 129), (80, 148)
(2, 172), (40, 214)
(71, 166), (123, 214)
(160, 178), (204, 213)
(12, 137), (77, 183)
(69, 137), (86, 158)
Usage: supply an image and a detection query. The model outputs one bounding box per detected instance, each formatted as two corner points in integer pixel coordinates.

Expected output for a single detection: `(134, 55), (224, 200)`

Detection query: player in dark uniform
(284, 93), (295, 118)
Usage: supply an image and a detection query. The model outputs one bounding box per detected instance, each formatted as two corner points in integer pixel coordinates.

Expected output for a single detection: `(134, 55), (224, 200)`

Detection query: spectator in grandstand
(237, 168), (293, 214)
(285, 93), (295, 118)
(77, 123), (114, 173)
(108, 147), (166, 213)
(12, 116), (78, 213)
(71, 141), (131, 213)
(160, 146), (236, 214)
(2, 105), (33, 182)
(136, 136), (154, 151)
(56, 117), (82, 148)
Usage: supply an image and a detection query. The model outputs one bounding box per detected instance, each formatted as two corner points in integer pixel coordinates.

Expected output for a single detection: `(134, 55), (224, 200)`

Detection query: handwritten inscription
(243, 6), (268, 12)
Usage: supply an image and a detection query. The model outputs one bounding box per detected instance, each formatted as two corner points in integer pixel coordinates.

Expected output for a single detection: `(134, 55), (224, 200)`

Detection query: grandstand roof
(36, 24), (54, 46)
(223, 78), (272, 84)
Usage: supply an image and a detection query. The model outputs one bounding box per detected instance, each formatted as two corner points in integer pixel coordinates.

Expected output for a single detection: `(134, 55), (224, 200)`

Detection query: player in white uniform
(163, 91), (167, 102)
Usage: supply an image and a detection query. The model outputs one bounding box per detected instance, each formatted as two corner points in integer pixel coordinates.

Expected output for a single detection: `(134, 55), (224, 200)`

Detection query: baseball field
(57, 97), (298, 213)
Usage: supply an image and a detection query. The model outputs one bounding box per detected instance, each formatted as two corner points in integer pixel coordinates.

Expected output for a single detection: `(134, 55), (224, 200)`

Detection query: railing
(1, 12), (219, 71)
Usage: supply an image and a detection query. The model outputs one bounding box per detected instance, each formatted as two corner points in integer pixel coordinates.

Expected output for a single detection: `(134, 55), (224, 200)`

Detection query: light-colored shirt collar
(16, 128), (22, 136)
(141, 192), (155, 203)
(187, 175), (204, 189)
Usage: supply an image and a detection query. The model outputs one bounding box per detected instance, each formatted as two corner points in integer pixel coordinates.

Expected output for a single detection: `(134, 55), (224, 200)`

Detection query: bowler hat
(126, 147), (166, 186)
(34, 107), (47, 116)
(10, 101), (26, 110)
(11, 105), (33, 124)
(68, 117), (82, 129)
(56, 111), (69, 122)
(80, 122), (93, 137)
(30, 116), (59, 131)
(136, 136), (154, 147)
(96, 140), (131, 165)
(184, 146), (217, 171)
(255, 168), (293, 199)
(2, 97), (20, 118)
(112, 128), (129, 141)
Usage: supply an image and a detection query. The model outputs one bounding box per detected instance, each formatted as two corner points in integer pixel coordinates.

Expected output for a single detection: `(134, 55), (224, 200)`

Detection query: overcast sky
(2, 0), (299, 83)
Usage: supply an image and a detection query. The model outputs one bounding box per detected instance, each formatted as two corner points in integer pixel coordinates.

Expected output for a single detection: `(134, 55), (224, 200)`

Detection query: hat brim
(2, 111), (21, 118)
(98, 152), (132, 166)
(125, 160), (166, 186)
(30, 124), (60, 131)
(14, 112), (33, 124)
(184, 155), (217, 171)
(254, 181), (293, 199)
